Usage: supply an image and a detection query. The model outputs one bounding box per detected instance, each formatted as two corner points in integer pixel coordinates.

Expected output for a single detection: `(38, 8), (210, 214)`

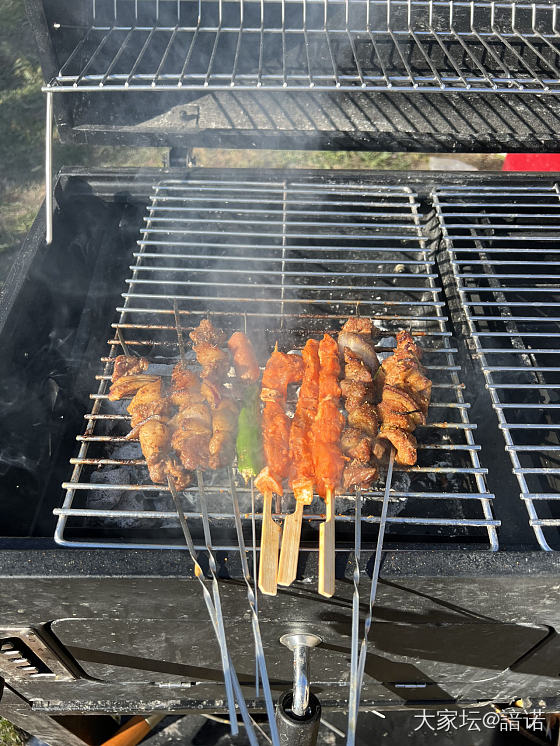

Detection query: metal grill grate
(433, 184), (560, 550)
(54, 176), (498, 550)
(44, 0), (560, 93)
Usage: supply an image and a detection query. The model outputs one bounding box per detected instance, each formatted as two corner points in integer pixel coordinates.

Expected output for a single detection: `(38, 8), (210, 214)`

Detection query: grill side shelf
(433, 184), (560, 551)
(36, 0), (560, 94)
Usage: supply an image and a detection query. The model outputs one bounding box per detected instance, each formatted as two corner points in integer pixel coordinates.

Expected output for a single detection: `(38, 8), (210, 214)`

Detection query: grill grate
(433, 184), (560, 550)
(44, 0), (560, 93)
(54, 176), (498, 551)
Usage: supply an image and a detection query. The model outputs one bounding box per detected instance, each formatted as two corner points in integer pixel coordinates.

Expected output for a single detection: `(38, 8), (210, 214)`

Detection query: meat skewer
(312, 334), (345, 598)
(338, 318), (381, 491)
(278, 339), (320, 587)
(376, 330), (431, 466)
(255, 345), (304, 595)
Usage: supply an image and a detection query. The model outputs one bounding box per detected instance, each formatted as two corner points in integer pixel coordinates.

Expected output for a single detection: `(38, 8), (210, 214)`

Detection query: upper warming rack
(434, 184), (560, 551)
(53, 175), (498, 551)
(43, 0), (560, 93)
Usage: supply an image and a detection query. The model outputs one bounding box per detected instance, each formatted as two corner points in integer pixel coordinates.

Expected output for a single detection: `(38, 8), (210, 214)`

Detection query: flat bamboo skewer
(277, 496), (305, 586)
(258, 489), (282, 595)
(319, 485), (336, 597)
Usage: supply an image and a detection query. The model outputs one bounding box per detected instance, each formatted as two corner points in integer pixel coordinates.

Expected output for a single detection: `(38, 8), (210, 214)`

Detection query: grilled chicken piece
(137, 420), (191, 490)
(341, 427), (372, 463)
(108, 374), (159, 401)
(340, 379), (373, 410)
(171, 402), (213, 471)
(344, 348), (373, 383)
(171, 363), (199, 392)
(194, 341), (230, 382)
(112, 355), (149, 383)
(347, 403), (379, 438)
(209, 399), (239, 469)
(261, 346), (305, 403)
(341, 317), (374, 337)
(128, 379), (170, 427)
(189, 319), (227, 348)
(139, 419), (170, 464)
(201, 380), (227, 410)
(378, 426), (417, 466)
(228, 332), (260, 382)
(343, 460), (378, 490)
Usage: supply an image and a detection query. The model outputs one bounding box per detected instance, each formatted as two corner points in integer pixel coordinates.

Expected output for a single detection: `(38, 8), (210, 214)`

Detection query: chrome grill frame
(433, 183), (560, 551)
(42, 0), (560, 93)
(54, 175), (499, 551)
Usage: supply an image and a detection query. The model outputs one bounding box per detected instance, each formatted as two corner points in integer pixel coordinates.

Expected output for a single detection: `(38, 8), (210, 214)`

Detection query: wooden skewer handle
(319, 492), (336, 598)
(258, 491), (281, 596)
(277, 500), (304, 587)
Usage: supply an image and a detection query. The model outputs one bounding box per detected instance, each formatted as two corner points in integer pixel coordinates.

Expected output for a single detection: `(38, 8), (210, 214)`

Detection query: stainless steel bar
(45, 92), (53, 245)
(194, 471), (240, 734)
(229, 470), (280, 746)
(347, 448), (395, 746)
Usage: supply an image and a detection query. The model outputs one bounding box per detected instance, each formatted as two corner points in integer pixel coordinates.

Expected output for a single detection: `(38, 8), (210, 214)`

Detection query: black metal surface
(2, 168), (560, 727)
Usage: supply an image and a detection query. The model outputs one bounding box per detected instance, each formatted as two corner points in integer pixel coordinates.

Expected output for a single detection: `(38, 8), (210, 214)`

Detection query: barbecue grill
(2, 1), (560, 744)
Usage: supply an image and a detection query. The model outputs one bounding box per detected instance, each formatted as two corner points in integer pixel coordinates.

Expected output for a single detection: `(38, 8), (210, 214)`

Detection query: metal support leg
(45, 91), (53, 245)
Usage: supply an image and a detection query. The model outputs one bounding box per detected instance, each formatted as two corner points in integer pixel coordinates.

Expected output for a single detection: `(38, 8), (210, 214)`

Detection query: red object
(502, 153), (560, 171)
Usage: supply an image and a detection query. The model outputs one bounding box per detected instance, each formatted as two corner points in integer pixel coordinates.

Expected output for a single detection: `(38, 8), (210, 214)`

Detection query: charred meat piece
(112, 355), (149, 383)
(344, 348), (373, 383)
(209, 399), (239, 470)
(343, 460), (378, 490)
(139, 419), (170, 465)
(171, 363), (199, 392)
(340, 379), (373, 410)
(347, 403), (379, 438)
(128, 379), (170, 427)
(228, 332), (260, 382)
(261, 346), (305, 403)
(137, 420), (190, 490)
(341, 427), (372, 463)
(170, 402), (213, 472)
(378, 426), (417, 466)
(108, 374), (159, 401)
(189, 319), (227, 348)
(376, 329), (431, 467)
(341, 317), (374, 337)
(338, 333), (379, 375)
(194, 341), (230, 382)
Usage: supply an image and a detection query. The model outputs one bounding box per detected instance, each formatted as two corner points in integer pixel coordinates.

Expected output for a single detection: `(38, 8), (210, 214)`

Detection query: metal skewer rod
(116, 327), (131, 357)
(348, 486), (362, 727)
(347, 447), (395, 746)
(196, 469), (241, 735)
(229, 468), (281, 746)
(173, 299), (187, 362)
(167, 476), (240, 736)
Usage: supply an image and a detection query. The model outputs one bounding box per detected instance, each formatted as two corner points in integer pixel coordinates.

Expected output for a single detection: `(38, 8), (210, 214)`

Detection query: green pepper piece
(236, 383), (264, 483)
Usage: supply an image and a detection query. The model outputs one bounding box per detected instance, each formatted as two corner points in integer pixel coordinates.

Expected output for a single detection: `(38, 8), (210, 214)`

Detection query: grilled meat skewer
(338, 318), (380, 491)
(312, 333), (345, 598)
(255, 345), (304, 595)
(278, 339), (320, 587)
(376, 330), (431, 466)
